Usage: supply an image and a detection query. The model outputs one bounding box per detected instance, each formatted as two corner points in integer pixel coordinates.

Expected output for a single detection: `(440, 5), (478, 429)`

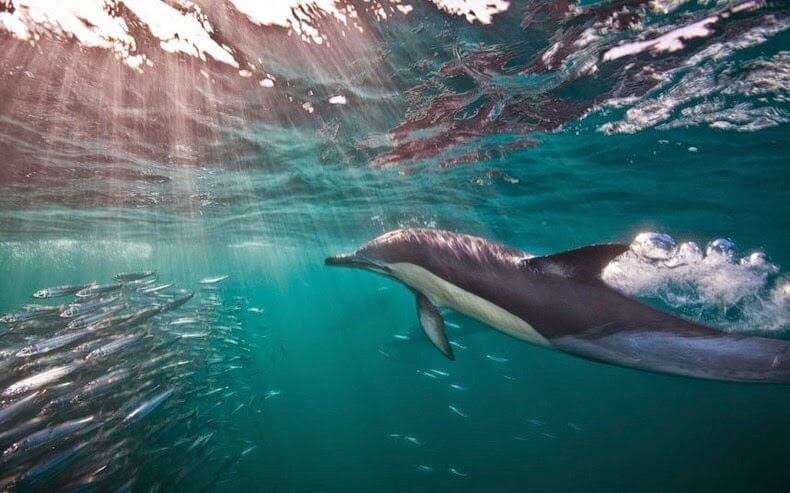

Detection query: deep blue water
(0, 1), (788, 491)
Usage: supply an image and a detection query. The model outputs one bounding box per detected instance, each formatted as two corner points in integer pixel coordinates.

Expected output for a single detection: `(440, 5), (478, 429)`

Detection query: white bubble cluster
(603, 232), (787, 333)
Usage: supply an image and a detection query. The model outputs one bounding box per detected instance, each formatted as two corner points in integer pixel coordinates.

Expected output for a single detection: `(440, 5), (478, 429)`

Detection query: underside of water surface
(0, 1), (788, 491)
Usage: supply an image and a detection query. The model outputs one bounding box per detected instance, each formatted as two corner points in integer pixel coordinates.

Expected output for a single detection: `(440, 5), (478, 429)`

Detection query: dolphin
(326, 228), (790, 383)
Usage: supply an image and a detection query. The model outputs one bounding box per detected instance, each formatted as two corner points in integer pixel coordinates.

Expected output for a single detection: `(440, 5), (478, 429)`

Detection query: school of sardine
(0, 271), (264, 491)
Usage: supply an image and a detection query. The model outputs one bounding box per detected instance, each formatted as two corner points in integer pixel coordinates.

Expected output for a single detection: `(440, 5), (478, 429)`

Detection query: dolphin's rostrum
(326, 228), (790, 383)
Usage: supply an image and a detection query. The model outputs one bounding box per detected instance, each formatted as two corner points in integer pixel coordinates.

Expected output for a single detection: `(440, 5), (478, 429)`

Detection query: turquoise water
(1, 0), (789, 491)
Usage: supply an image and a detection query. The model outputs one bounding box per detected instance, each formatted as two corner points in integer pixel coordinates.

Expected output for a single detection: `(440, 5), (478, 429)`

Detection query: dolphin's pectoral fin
(415, 293), (454, 360)
(523, 243), (630, 280)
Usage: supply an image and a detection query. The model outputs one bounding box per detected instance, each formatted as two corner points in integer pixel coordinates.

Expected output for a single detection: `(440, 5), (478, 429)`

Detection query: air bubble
(771, 278), (790, 304)
(665, 241), (703, 268)
(631, 232), (677, 260)
(706, 238), (736, 260)
(739, 251), (778, 273)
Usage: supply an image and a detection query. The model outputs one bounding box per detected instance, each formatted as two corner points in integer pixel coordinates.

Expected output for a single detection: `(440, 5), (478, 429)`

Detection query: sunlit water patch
(0, 0), (787, 220)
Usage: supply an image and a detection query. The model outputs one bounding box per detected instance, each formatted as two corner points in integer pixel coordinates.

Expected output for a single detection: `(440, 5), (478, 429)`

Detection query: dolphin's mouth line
(325, 253), (392, 273)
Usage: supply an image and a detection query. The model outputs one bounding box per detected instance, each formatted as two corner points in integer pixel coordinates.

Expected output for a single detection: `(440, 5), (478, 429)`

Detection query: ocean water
(0, 0), (789, 491)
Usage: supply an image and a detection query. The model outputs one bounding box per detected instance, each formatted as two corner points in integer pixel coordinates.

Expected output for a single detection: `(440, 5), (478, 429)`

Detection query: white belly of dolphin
(390, 263), (550, 347)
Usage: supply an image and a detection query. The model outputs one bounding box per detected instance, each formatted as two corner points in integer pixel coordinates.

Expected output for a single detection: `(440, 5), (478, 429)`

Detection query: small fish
(3, 363), (82, 397)
(428, 369), (450, 377)
(417, 465), (434, 473)
(113, 271), (155, 282)
(378, 348), (392, 358)
(138, 283), (173, 294)
(179, 332), (210, 339)
(264, 389), (281, 399)
(1, 306), (61, 324)
(159, 360), (191, 371)
(393, 334), (410, 340)
(16, 329), (92, 357)
(485, 354), (509, 363)
(123, 388), (174, 423)
(404, 436), (421, 445)
(449, 341), (467, 350)
(86, 334), (142, 360)
(11, 437), (93, 490)
(170, 317), (198, 326)
(0, 416), (46, 446)
(164, 291), (194, 311)
(387, 433), (401, 439)
(449, 383), (468, 391)
(75, 283), (121, 298)
(247, 307), (264, 314)
(125, 277), (157, 289)
(69, 368), (131, 405)
(186, 432), (214, 452)
(449, 467), (468, 477)
(0, 391), (40, 425)
(1, 415), (95, 464)
(198, 387), (226, 398)
(32, 283), (94, 299)
(71, 337), (110, 355)
(118, 306), (161, 328)
(138, 351), (177, 373)
(61, 296), (119, 318)
(418, 370), (437, 379)
(446, 322), (461, 329)
(241, 445), (257, 456)
(449, 405), (470, 418)
(528, 418), (545, 427)
(199, 275), (230, 284)
(66, 304), (125, 330)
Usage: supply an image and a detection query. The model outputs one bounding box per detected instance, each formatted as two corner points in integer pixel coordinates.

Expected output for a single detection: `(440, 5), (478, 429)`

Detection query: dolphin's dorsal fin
(415, 293), (454, 360)
(523, 243), (630, 280)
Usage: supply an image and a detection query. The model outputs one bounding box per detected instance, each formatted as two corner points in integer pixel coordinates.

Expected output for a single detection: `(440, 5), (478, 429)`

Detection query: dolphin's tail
(553, 330), (790, 384)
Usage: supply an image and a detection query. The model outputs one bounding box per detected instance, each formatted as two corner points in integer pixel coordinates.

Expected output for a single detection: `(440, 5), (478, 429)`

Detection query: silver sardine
(1, 305), (61, 324)
(15, 329), (92, 357)
(1, 415), (95, 464)
(75, 283), (122, 298)
(61, 296), (120, 318)
(0, 391), (40, 425)
(113, 271), (155, 282)
(2, 362), (83, 397)
(123, 388), (174, 423)
(66, 304), (125, 330)
(138, 283), (173, 295)
(86, 334), (142, 360)
(32, 283), (95, 299)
